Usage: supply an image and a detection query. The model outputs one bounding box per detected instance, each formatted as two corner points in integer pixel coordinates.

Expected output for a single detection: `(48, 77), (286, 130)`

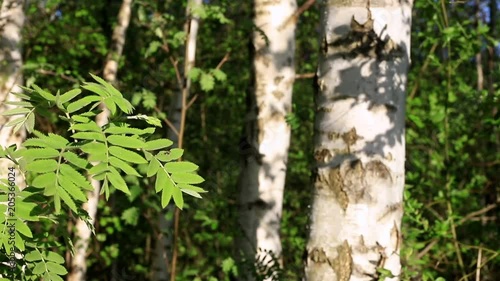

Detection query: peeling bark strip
(0, 0), (25, 189)
(237, 0), (296, 280)
(305, 0), (412, 280)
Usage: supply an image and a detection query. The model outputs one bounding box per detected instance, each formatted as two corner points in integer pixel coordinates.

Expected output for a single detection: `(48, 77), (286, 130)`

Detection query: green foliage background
(0, 0), (498, 280)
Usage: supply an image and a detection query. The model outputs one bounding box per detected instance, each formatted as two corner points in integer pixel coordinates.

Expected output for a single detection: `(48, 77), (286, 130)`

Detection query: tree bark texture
(305, 0), (412, 280)
(0, 0), (25, 188)
(237, 0), (296, 279)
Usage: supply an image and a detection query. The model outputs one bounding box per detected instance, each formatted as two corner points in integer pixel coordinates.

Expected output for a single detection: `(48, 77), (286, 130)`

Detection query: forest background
(0, 0), (499, 280)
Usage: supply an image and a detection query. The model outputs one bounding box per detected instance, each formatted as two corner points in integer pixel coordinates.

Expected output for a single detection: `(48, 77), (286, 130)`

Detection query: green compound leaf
(109, 146), (147, 164)
(44, 251), (65, 264)
(26, 159), (58, 173)
(32, 172), (57, 188)
(109, 156), (141, 177)
(107, 135), (145, 149)
(171, 172), (204, 184)
(164, 161), (199, 173)
(107, 166), (130, 195)
(57, 185), (78, 212)
(104, 126), (150, 135)
(25, 250), (43, 262)
(62, 151), (89, 169)
(67, 95), (101, 113)
(70, 122), (102, 132)
(172, 186), (184, 209)
(58, 88), (82, 104)
(60, 164), (93, 190)
(19, 147), (59, 159)
(147, 157), (161, 177)
(156, 148), (183, 162)
(0, 107), (31, 116)
(16, 218), (33, 238)
(46, 261), (68, 275)
(72, 131), (106, 142)
(144, 139), (174, 151)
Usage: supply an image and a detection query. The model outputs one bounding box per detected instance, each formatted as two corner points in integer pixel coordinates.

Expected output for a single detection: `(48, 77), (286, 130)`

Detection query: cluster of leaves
(0, 75), (205, 280)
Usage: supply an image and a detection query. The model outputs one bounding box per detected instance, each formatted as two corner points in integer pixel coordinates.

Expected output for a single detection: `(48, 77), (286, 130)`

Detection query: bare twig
(154, 106), (179, 136)
(216, 52), (230, 70)
(186, 94), (198, 110)
(295, 72), (315, 79)
(279, 0), (315, 31)
(37, 69), (79, 83)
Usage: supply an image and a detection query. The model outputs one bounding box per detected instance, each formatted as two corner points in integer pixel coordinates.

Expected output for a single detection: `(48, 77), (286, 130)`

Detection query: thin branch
(36, 69), (79, 83)
(279, 0), (315, 31)
(295, 72), (315, 79)
(185, 94), (198, 110)
(154, 106), (179, 136)
(215, 52), (230, 70)
(457, 204), (497, 225)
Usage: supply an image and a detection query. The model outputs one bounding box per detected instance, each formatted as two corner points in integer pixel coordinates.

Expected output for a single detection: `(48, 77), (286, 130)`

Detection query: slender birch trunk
(151, 1), (202, 280)
(237, 0), (296, 279)
(0, 0), (25, 188)
(67, 1), (132, 280)
(304, 0), (412, 280)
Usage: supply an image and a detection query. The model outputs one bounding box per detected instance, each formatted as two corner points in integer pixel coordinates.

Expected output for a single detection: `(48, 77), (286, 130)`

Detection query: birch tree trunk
(67, 1), (132, 280)
(304, 0), (412, 280)
(151, 1), (202, 280)
(0, 0), (25, 188)
(237, 0), (296, 279)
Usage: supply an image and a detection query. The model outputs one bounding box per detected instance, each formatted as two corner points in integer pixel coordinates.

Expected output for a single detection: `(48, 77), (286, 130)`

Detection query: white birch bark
(305, 0), (412, 280)
(0, 0), (25, 188)
(67, 1), (132, 280)
(151, 1), (202, 280)
(237, 0), (296, 279)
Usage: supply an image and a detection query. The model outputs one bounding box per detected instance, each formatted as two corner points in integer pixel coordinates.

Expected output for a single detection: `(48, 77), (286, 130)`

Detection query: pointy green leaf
(26, 159), (58, 173)
(4, 117), (24, 127)
(144, 139), (173, 151)
(80, 142), (107, 155)
(59, 88), (82, 104)
(107, 166), (130, 195)
(110, 95), (133, 114)
(156, 148), (183, 162)
(171, 172), (204, 184)
(180, 188), (203, 198)
(105, 126), (149, 135)
(62, 151), (89, 169)
(57, 185), (78, 212)
(32, 84), (56, 101)
(164, 161), (199, 173)
(59, 175), (87, 202)
(88, 162), (109, 177)
(26, 112), (35, 133)
(54, 193), (61, 213)
(102, 98), (117, 115)
(44, 252), (65, 264)
(32, 172), (57, 188)
(109, 156), (141, 177)
(25, 250), (43, 262)
(60, 164), (93, 191)
(19, 148), (59, 159)
(107, 135), (145, 149)
(0, 107), (31, 116)
(70, 122), (101, 132)
(147, 157), (161, 177)
(16, 218), (33, 237)
(90, 73), (123, 97)
(67, 95), (101, 113)
(177, 183), (207, 193)
(172, 186), (184, 209)
(155, 169), (173, 193)
(108, 146), (147, 164)
(46, 261), (68, 275)
(72, 132), (106, 142)
(4, 101), (33, 107)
